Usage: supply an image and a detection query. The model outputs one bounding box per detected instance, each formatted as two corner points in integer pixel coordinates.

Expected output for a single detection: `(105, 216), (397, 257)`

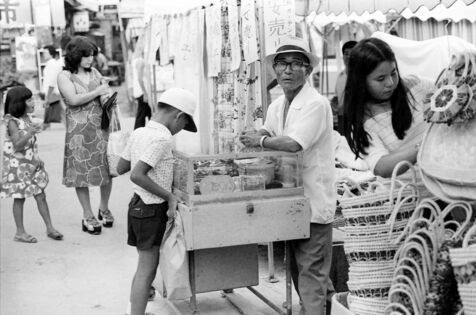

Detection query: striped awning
(313, 0), (476, 15)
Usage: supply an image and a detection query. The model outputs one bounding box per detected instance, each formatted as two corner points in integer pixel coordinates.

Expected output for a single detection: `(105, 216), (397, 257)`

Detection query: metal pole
(267, 242), (279, 283)
(257, 0), (269, 119)
(285, 241), (292, 315)
(247, 286), (286, 315)
(189, 251), (199, 314)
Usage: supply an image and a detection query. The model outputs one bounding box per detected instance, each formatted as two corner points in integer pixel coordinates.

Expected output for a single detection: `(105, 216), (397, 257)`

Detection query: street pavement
(0, 85), (301, 315)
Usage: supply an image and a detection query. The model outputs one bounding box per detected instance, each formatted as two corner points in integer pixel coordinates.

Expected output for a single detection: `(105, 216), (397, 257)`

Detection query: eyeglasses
(273, 60), (309, 72)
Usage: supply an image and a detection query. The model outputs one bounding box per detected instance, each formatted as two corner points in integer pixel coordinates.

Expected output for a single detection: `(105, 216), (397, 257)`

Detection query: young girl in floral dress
(1, 86), (63, 243)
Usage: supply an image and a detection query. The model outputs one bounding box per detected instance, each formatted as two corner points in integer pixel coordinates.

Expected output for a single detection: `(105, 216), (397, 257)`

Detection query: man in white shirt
(240, 37), (336, 315)
(42, 45), (63, 128)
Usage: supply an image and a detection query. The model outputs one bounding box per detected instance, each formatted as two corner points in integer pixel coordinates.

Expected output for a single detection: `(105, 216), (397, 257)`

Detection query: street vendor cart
(173, 150), (311, 314)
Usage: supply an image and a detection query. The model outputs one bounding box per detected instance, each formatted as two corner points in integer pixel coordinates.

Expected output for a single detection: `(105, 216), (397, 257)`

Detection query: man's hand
(239, 131), (261, 147)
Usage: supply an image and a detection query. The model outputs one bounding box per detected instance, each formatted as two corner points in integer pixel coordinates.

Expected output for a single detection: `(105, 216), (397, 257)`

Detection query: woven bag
(421, 202), (473, 315)
(419, 119), (476, 188)
(347, 294), (388, 315)
(340, 161), (418, 210)
(449, 224), (476, 315)
(419, 51), (476, 202)
(423, 51), (476, 124)
(420, 167), (476, 203)
(387, 217), (442, 315)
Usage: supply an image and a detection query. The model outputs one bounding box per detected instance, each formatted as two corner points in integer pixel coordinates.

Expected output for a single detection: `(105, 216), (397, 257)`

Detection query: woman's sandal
(14, 234), (38, 243)
(47, 230), (64, 241)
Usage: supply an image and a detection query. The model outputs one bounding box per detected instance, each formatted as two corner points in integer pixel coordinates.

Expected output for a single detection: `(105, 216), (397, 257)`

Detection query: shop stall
(174, 149), (309, 314)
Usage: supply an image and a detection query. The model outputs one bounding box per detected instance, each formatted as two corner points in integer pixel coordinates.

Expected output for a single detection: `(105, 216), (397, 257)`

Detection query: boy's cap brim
(159, 88), (198, 133)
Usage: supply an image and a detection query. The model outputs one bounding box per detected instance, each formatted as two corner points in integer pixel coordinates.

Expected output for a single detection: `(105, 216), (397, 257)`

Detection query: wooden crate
(191, 244), (259, 293)
(178, 196), (310, 250)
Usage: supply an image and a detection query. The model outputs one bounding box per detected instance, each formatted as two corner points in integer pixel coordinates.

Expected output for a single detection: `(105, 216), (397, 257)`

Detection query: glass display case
(173, 150), (304, 204)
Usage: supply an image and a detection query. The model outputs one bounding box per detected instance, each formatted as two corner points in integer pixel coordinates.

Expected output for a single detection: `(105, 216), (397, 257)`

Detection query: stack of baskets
(385, 199), (473, 315)
(449, 224), (476, 315)
(339, 161), (419, 315)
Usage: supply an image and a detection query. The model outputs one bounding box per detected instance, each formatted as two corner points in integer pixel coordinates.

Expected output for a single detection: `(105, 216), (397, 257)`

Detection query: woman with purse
(1, 86), (63, 242)
(57, 36), (114, 235)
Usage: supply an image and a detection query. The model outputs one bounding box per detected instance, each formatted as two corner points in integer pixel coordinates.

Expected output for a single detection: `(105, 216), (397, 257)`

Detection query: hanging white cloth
(372, 31), (476, 81)
(227, 0), (241, 71)
(174, 10), (205, 155)
(205, 4), (222, 77)
(241, 0), (259, 64)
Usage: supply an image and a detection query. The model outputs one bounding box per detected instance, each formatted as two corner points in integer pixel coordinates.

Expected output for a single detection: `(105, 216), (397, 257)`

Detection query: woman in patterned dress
(1, 86), (63, 242)
(57, 36), (114, 235)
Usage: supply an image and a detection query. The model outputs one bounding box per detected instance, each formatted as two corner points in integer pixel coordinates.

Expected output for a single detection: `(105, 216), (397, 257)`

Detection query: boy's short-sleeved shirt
(121, 121), (174, 204)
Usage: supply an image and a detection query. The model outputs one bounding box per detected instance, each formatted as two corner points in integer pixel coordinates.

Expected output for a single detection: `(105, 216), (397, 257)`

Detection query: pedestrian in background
(57, 36), (114, 235)
(131, 35), (151, 129)
(41, 45), (63, 129)
(334, 40), (357, 134)
(1, 86), (63, 242)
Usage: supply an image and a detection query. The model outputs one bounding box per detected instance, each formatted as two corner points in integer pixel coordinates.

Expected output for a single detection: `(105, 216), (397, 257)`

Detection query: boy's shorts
(127, 193), (168, 250)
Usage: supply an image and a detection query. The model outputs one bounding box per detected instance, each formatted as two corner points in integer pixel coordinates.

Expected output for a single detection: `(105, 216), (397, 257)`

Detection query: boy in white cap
(240, 36), (336, 315)
(117, 87), (197, 315)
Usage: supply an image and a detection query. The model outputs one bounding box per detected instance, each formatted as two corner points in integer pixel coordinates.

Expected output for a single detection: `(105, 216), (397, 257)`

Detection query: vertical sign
(34, 0), (51, 26)
(205, 4), (222, 77)
(227, 0), (241, 71)
(263, 0), (295, 56)
(241, 0), (258, 64)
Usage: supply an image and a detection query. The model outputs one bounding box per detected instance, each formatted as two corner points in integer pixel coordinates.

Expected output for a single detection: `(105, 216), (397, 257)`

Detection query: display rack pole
(189, 251), (198, 314)
(257, 0), (269, 119)
(256, 0), (280, 286)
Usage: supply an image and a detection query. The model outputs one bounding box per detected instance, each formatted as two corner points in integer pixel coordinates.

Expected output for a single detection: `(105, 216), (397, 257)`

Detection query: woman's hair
(5, 86), (32, 118)
(63, 36), (96, 73)
(343, 37), (413, 158)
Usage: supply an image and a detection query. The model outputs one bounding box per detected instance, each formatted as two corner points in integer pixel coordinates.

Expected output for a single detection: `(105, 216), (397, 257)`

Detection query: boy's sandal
(47, 230), (64, 240)
(14, 234), (38, 243)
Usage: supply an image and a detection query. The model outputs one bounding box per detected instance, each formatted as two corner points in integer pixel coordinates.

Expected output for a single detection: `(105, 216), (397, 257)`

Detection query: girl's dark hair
(5, 86), (32, 118)
(343, 37), (413, 158)
(63, 36), (95, 73)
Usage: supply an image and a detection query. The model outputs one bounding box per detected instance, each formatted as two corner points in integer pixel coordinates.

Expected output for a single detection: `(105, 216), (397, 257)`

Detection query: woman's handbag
(423, 51), (476, 125)
(44, 101), (63, 123)
(106, 106), (129, 177)
(419, 51), (476, 202)
(101, 92), (118, 130)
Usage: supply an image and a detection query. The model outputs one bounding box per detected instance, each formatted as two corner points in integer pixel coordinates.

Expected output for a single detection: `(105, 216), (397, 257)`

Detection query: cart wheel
(223, 289), (234, 294)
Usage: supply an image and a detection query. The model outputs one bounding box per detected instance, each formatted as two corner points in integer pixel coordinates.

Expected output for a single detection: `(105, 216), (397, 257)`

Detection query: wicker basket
(347, 294), (388, 315)
(449, 224), (476, 315)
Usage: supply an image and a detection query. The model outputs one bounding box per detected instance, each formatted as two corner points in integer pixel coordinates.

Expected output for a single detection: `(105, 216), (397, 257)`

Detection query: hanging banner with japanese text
(241, 0), (258, 64)
(226, 0), (241, 72)
(263, 0), (295, 56)
(205, 4), (222, 77)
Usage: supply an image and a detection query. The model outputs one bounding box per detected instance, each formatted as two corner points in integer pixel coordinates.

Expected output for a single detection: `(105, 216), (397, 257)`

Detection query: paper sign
(263, 0), (295, 56)
(241, 0), (258, 64)
(227, 0), (241, 71)
(205, 4), (222, 77)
